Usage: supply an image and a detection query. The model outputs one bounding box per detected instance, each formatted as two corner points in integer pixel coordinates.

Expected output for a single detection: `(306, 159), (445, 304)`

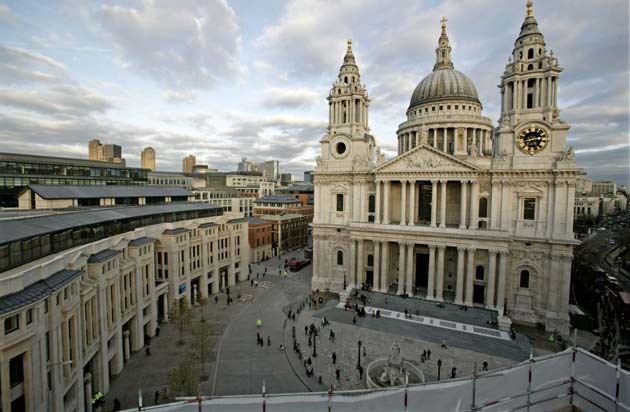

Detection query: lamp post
(312, 330), (317, 358)
(357, 340), (362, 370)
(343, 274), (347, 290)
(437, 359), (442, 381)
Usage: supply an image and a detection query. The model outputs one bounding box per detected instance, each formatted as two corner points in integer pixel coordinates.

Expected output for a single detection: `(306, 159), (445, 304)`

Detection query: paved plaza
(104, 246), (535, 409)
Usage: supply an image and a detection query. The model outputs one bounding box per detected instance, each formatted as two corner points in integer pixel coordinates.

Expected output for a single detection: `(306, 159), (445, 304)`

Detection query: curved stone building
(0, 204), (248, 411)
(313, 2), (580, 335)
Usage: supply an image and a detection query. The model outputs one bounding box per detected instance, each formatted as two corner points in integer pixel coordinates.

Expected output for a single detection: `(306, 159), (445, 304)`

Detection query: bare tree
(170, 298), (192, 345)
(166, 354), (197, 396)
(196, 293), (208, 323)
(191, 320), (212, 381)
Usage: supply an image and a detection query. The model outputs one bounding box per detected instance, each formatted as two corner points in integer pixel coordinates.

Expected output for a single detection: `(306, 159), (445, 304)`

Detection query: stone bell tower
(495, 0), (570, 170)
(317, 39), (375, 173)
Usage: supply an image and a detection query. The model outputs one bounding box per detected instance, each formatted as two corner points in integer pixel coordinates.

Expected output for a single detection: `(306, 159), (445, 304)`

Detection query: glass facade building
(0, 152), (149, 207)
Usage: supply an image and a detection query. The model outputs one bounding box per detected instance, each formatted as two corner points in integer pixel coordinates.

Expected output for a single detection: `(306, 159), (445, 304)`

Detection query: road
(211, 254), (312, 396)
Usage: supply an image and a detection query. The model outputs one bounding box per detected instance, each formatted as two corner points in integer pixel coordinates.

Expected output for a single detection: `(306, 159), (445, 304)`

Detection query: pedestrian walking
(154, 390), (160, 405)
(352, 315), (357, 324)
(451, 367), (457, 379)
(257, 332), (260, 343)
(332, 352), (337, 364)
(113, 398), (121, 411)
(427, 349), (431, 360)
(329, 330), (334, 341)
(156, 326), (160, 337)
(359, 365), (364, 379)
(215, 296), (218, 304)
(251, 279), (254, 286)
(335, 368), (341, 381)
(145, 346), (151, 356)
(267, 336), (271, 346)
(482, 361), (488, 371)
(441, 340), (447, 349)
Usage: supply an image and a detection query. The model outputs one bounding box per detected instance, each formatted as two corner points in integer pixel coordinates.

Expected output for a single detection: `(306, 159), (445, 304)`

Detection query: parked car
(288, 258), (311, 272)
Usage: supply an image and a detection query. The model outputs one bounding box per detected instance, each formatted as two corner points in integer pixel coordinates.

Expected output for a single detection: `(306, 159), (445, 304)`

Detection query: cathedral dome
(408, 17), (481, 110)
(409, 68), (480, 109)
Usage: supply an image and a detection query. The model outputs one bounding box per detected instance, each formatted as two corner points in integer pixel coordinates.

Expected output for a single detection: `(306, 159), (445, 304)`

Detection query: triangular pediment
(376, 144), (478, 173)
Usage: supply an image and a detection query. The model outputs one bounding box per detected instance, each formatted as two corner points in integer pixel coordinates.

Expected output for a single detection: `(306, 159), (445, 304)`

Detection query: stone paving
(285, 300), (518, 392)
(103, 248), (309, 410)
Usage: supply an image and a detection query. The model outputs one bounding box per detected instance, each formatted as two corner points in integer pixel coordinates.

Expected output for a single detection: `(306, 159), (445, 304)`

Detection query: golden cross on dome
(527, 0), (533, 17)
(347, 38), (352, 51)
(441, 16), (448, 27)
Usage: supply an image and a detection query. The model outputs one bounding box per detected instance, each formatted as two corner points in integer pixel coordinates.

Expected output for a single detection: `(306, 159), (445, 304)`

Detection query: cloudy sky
(0, 0), (628, 185)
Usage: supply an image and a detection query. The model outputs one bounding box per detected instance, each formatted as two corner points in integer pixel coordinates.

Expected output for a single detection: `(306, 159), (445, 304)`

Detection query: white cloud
(262, 87), (319, 108)
(96, 0), (242, 91)
(162, 89), (197, 103)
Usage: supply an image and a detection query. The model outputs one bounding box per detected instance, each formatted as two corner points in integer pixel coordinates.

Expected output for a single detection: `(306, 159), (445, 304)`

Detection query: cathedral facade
(312, 1), (580, 334)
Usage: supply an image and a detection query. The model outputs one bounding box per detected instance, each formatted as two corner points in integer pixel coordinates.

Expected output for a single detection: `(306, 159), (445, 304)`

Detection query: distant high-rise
(88, 139), (124, 164)
(183, 154), (196, 174)
(304, 171), (314, 184)
(261, 160), (280, 181)
(141, 147), (156, 171)
(237, 158), (255, 172)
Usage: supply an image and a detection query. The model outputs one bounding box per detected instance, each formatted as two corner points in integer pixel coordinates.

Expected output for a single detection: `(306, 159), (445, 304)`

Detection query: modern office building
(304, 171), (314, 184)
(254, 195), (314, 222)
(89, 139), (124, 164)
(225, 171), (266, 187)
(280, 173), (292, 186)
(182, 155), (196, 174)
(260, 161), (280, 182)
(0, 152), (149, 208)
(17, 185), (193, 209)
(148, 171), (193, 189)
(246, 217), (273, 262)
(258, 213), (309, 256)
(0, 203), (248, 411)
(141, 147), (156, 171)
(193, 188), (254, 216)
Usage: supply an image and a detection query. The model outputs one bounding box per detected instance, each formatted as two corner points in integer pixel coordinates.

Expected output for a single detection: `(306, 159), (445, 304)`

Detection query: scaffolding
(125, 348), (629, 412)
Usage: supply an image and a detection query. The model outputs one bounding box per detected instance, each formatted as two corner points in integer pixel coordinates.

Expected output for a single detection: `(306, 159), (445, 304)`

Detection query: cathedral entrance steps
(335, 302), (511, 341)
(357, 290), (498, 328)
(320, 305), (531, 361)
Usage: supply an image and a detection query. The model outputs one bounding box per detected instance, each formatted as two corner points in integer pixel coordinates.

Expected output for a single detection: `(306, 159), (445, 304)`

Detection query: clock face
(517, 125), (549, 155)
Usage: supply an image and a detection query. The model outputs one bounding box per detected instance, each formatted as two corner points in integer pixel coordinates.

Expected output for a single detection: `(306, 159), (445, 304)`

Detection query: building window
(367, 254), (374, 267)
(520, 270), (530, 288)
(4, 314), (20, 334)
(523, 198), (536, 220)
(26, 309), (33, 324)
(336, 194), (344, 212)
(337, 251), (343, 266)
(475, 265), (484, 280)
(479, 198), (488, 218)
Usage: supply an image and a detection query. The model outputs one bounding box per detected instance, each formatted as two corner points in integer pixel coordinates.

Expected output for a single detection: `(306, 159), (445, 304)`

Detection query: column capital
(400, 178), (408, 184)
(437, 245), (446, 251)
(457, 246), (467, 253)
(406, 241), (415, 248)
(428, 244), (437, 250)
(373, 240), (381, 245)
(440, 179), (448, 184)
(431, 179), (439, 185)
(488, 248), (499, 255)
(466, 247), (476, 253)
(499, 250), (509, 256)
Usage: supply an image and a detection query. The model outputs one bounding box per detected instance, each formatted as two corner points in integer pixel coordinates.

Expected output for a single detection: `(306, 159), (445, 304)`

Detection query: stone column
(123, 330), (130, 361)
(84, 372), (93, 412)
(553, 78), (558, 107)
(472, 129), (477, 151)
(430, 180), (438, 227)
(469, 181), (479, 229)
(427, 245), (436, 300)
(383, 181), (391, 225)
(459, 180), (468, 229)
(400, 180), (407, 225)
(373, 241), (381, 291)
(436, 246), (446, 301)
(349, 239), (357, 287)
(382, 242), (390, 292)
(465, 248), (475, 306)
(442, 128), (447, 152)
(439, 180), (447, 228)
(497, 251), (508, 316)
(464, 128), (469, 154)
(455, 247), (466, 304)
(357, 240), (365, 287)
(406, 242), (414, 297)
(486, 250), (498, 309)
(375, 181), (381, 224)
(432, 129), (437, 148)
(397, 242), (406, 295)
(478, 130), (483, 156)
(409, 180), (416, 226)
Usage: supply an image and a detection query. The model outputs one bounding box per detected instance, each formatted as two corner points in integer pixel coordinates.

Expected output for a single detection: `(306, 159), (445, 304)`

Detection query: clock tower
(495, 0), (570, 169)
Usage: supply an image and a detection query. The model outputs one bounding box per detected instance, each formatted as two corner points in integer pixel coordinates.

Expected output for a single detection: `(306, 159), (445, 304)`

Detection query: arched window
(527, 63), (534, 71)
(344, 76), (348, 84)
(475, 265), (484, 280)
(337, 251), (343, 266)
(479, 198), (488, 218)
(520, 270), (530, 288)
(367, 254), (374, 267)
(519, 51), (523, 59)
(527, 48), (534, 59)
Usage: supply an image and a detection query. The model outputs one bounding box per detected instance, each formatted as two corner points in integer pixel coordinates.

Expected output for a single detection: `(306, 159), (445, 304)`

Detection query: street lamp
(343, 274), (347, 290)
(312, 330), (317, 358)
(357, 340), (362, 370)
(437, 359), (442, 381)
